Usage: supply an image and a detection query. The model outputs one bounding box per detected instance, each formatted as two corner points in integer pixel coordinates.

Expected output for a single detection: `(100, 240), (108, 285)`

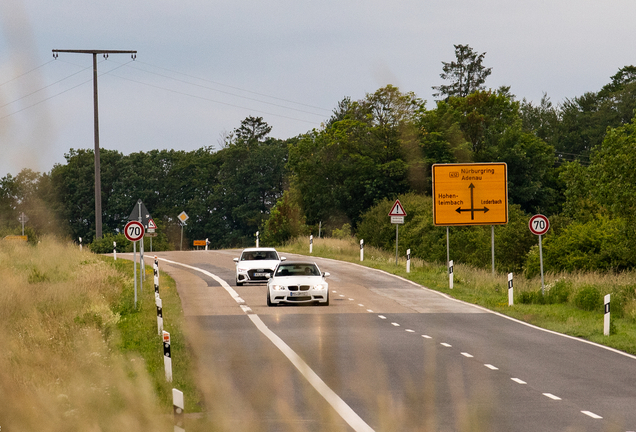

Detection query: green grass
(281, 236), (636, 357)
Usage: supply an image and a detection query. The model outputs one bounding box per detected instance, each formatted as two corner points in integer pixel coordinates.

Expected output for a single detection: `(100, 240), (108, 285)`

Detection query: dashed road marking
(484, 364), (499, 370)
(440, 343), (452, 347)
(543, 393), (561, 401)
(405, 329), (415, 333)
(461, 352), (473, 358)
(581, 411), (602, 419)
(366, 309), (374, 313)
(358, 304), (364, 307)
(422, 335), (432, 339)
(391, 322), (400, 327)
(511, 378), (527, 385)
(378, 315), (387, 319)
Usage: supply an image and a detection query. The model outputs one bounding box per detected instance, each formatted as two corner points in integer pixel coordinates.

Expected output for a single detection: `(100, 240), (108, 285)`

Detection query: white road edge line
(156, 257), (375, 432)
(543, 393), (561, 401)
(581, 411), (602, 419)
(297, 254), (636, 362)
(248, 314), (375, 432)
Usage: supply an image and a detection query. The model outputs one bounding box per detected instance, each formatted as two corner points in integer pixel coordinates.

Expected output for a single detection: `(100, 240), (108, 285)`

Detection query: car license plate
(254, 272), (268, 277)
(289, 292), (307, 297)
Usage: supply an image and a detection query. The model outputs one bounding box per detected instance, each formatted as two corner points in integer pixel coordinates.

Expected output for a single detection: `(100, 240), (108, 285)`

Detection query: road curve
(144, 250), (636, 432)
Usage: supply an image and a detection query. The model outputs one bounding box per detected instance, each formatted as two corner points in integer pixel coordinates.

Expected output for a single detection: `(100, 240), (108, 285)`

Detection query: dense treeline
(2, 48), (636, 275)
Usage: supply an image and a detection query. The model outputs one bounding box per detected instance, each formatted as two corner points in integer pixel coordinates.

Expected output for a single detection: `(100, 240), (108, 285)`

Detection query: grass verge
(281, 236), (636, 357)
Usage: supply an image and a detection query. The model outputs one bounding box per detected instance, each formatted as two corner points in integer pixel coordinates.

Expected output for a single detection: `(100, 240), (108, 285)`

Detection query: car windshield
(241, 251), (279, 261)
(275, 264), (320, 277)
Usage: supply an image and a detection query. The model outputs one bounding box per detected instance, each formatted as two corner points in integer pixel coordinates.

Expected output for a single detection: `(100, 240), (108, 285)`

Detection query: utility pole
(52, 49), (137, 239)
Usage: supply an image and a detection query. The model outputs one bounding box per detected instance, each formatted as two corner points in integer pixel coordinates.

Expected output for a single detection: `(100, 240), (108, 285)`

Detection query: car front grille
(287, 285), (310, 291)
(287, 296), (312, 302)
(247, 269), (273, 281)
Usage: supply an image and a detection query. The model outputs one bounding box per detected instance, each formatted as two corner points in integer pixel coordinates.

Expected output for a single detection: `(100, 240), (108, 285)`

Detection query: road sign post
(125, 221), (145, 308)
(529, 214), (550, 295)
(389, 199), (406, 265)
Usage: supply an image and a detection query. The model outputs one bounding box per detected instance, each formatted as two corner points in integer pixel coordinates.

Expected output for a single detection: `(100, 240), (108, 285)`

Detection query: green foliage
(331, 223), (352, 239)
(574, 286), (602, 312)
(432, 44), (492, 99)
(260, 188), (309, 246)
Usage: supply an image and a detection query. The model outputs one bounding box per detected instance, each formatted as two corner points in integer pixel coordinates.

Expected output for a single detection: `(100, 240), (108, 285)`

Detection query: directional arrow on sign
(455, 183), (490, 220)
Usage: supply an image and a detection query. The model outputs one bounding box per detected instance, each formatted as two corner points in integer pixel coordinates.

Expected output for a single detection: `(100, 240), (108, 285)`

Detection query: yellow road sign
(432, 163), (508, 226)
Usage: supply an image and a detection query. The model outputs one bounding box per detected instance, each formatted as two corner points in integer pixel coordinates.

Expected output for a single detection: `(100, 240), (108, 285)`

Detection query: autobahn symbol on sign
(124, 220), (145, 242)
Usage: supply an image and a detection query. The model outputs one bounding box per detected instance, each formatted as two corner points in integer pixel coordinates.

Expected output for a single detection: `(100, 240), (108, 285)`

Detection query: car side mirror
(280, 257), (287, 261)
(233, 258), (239, 263)
(323, 272), (330, 278)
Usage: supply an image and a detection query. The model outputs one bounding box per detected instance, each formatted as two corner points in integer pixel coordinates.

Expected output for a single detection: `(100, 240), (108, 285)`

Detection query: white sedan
(233, 248), (285, 286)
(267, 261), (330, 306)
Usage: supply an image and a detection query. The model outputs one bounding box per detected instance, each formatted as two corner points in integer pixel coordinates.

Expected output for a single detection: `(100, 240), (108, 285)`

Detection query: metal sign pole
(395, 224), (399, 265)
(491, 225), (495, 274)
(446, 227), (450, 266)
(539, 234), (545, 295)
(133, 240), (137, 308)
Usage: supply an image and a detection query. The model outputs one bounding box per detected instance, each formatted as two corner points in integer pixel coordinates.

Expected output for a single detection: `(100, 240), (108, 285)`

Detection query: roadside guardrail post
(604, 294), (611, 336)
(173, 388), (185, 432)
(157, 297), (163, 335)
(310, 235), (313, 254)
(360, 239), (364, 261)
(113, 241), (117, 260)
(449, 260), (454, 289)
(163, 331), (172, 382)
(406, 249), (411, 273)
(508, 273), (514, 306)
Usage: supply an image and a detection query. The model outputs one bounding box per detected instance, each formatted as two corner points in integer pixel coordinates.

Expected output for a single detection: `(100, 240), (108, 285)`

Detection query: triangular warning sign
(148, 219), (157, 230)
(388, 199), (407, 216)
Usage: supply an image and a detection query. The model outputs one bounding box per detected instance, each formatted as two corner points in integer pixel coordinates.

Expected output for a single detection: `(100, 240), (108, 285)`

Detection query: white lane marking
(543, 393), (561, 401)
(300, 254), (636, 361)
(378, 315), (387, 319)
(484, 364), (499, 370)
(332, 290), (337, 293)
(391, 322), (400, 327)
(422, 335), (432, 339)
(581, 411), (602, 419)
(405, 329), (415, 333)
(348, 298), (354, 301)
(366, 309), (374, 313)
(358, 304), (364, 307)
(240, 305), (252, 313)
(511, 378), (527, 384)
(157, 257), (374, 432)
(248, 314), (374, 431)
(440, 343), (452, 347)
(339, 294), (345, 297)
(461, 352), (473, 358)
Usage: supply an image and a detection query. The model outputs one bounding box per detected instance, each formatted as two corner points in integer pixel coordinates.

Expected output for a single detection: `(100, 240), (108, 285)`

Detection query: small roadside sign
(193, 240), (206, 246)
(148, 218), (157, 231)
(388, 199), (407, 217)
(124, 221), (145, 242)
(529, 214), (550, 236)
(391, 216), (404, 224)
(178, 211), (189, 225)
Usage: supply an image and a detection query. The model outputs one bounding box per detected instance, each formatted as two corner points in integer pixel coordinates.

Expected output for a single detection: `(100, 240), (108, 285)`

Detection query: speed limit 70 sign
(124, 221), (145, 242)
(529, 214), (550, 236)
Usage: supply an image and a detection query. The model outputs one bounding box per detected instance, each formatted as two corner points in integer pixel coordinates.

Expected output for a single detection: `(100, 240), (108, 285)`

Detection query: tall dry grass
(0, 236), (170, 431)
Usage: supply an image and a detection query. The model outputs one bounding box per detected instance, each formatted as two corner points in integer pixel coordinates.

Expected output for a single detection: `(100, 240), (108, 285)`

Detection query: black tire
(236, 280), (243, 286)
(267, 291), (274, 307)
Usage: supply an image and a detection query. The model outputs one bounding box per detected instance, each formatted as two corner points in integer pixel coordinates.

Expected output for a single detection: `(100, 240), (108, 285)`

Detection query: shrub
(545, 279), (571, 304)
(574, 286), (602, 311)
(332, 223), (352, 239)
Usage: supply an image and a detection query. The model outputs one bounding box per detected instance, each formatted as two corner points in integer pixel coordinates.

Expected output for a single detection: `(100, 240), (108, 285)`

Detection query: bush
(331, 223), (352, 239)
(574, 286), (602, 312)
(545, 279), (571, 304)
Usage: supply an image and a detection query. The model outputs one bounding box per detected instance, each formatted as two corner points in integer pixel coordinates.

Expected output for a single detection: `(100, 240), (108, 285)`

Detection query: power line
(107, 72), (322, 126)
(0, 59), (56, 88)
(130, 60), (331, 113)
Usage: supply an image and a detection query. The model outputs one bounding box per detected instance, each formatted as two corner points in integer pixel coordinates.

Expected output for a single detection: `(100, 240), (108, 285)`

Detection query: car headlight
(313, 284), (325, 290)
(271, 285), (285, 291)
(237, 267), (248, 274)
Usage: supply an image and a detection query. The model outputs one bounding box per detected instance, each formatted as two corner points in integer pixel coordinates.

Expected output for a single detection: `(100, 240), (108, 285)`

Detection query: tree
(432, 44), (493, 99)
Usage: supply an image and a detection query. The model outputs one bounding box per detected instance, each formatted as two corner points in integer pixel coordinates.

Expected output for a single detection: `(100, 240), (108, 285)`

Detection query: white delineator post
(113, 241), (117, 260)
(604, 294), (611, 336)
(360, 239), (364, 261)
(309, 235), (313, 254)
(256, 231), (259, 248)
(154, 256), (160, 297)
(449, 260), (454, 289)
(156, 297), (163, 335)
(508, 273), (514, 306)
(406, 249), (411, 273)
(163, 331), (172, 382)
(79, 237), (82, 252)
(205, 238), (209, 251)
(173, 388), (185, 432)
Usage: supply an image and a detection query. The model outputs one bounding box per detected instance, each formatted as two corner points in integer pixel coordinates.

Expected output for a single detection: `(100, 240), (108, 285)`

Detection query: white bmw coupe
(266, 261), (330, 306)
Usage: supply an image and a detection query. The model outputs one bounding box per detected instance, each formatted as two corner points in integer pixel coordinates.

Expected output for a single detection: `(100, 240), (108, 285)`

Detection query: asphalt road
(147, 250), (636, 432)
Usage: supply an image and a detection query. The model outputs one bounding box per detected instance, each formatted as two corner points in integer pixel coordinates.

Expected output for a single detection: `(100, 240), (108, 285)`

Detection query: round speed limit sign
(529, 214), (550, 236)
(124, 220), (145, 242)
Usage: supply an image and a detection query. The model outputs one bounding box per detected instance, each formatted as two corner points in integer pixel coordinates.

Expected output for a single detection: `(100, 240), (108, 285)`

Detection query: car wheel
(236, 279), (243, 286)
(267, 291), (274, 307)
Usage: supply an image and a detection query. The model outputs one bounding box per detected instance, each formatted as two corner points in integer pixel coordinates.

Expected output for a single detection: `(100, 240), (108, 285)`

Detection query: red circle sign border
(528, 214), (550, 236)
(124, 220), (145, 242)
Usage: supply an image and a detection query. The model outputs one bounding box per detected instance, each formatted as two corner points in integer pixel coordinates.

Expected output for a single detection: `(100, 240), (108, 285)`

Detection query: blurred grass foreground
(0, 236), (171, 431)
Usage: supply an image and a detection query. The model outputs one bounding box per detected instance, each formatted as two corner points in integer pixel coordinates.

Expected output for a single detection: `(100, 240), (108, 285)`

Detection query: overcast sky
(1, 0), (634, 178)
